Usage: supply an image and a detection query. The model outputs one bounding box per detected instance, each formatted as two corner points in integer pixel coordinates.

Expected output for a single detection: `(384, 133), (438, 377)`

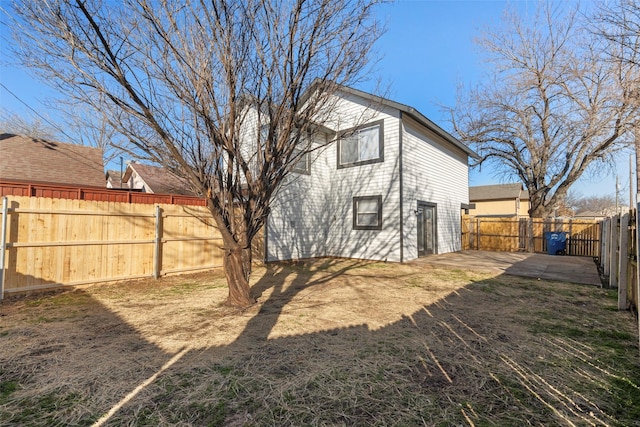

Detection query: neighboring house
(468, 183), (530, 217)
(573, 210), (609, 220)
(121, 162), (195, 195)
(263, 85), (478, 263)
(0, 133), (105, 187)
(105, 170), (126, 189)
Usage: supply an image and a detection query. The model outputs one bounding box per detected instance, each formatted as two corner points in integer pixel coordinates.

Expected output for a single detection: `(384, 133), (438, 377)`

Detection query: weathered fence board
(0, 195), (263, 296)
(618, 213), (630, 310)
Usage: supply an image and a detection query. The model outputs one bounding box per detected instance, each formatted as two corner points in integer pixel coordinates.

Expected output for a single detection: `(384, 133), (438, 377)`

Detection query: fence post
(153, 205), (163, 279)
(527, 219), (534, 253)
(568, 219), (573, 255)
(0, 197), (8, 300)
(618, 212), (630, 310)
(637, 203), (640, 354)
(476, 218), (480, 250)
(609, 215), (619, 288)
(603, 219), (611, 277)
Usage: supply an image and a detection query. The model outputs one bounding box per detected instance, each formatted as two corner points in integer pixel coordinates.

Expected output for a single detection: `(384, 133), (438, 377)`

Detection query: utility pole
(630, 154), (634, 209)
(616, 175), (620, 214)
(635, 125), (640, 354)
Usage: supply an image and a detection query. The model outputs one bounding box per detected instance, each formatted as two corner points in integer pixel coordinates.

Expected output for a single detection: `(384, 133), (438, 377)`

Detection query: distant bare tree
(0, 108), (59, 140)
(9, 0), (382, 307)
(58, 101), (123, 164)
(0, 105), (121, 164)
(450, 3), (639, 218)
(570, 194), (621, 216)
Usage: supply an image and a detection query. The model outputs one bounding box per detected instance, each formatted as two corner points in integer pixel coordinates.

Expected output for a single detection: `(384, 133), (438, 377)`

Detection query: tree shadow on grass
(0, 287), (172, 426)
(1, 261), (639, 426)
(152, 265), (640, 426)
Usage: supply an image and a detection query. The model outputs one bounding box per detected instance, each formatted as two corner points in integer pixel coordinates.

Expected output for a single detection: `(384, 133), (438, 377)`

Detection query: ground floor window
(353, 195), (382, 230)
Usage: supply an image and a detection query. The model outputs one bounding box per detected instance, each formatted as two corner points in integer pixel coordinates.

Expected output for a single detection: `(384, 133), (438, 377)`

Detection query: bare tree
(596, 0), (640, 67)
(594, 0), (640, 197)
(9, 0), (381, 307)
(450, 3), (639, 218)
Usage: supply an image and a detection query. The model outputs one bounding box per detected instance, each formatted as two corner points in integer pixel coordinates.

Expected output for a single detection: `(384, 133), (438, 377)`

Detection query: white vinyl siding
(268, 92), (402, 262)
(266, 132), (328, 261)
(401, 114), (469, 260)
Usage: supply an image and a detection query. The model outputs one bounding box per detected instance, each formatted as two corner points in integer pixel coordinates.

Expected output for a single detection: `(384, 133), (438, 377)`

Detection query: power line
(0, 82), (76, 142)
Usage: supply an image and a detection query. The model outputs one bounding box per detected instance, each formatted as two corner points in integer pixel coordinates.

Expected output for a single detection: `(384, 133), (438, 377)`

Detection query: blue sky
(0, 0), (631, 200)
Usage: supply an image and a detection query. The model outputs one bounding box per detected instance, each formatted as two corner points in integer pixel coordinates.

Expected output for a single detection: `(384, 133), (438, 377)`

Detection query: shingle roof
(469, 183), (526, 201)
(124, 162), (194, 196)
(0, 133), (105, 187)
(105, 169), (125, 188)
(574, 210), (605, 218)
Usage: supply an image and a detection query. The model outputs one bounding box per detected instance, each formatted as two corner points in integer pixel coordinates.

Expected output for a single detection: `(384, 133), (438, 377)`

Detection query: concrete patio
(413, 250), (602, 286)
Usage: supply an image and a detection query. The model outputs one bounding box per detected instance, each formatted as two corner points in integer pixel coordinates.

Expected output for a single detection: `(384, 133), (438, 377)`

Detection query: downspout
(398, 111), (404, 263)
(264, 213), (269, 263)
(0, 197), (7, 299)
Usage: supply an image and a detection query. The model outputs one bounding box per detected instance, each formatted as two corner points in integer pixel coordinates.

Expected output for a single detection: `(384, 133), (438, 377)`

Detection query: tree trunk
(528, 190), (553, 218)
(529, 204), (554, 218)
(223, 246), (254, 308)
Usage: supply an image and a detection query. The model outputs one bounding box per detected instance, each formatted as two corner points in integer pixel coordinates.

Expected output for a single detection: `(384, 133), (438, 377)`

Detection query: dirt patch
(1, 258), (638, 426)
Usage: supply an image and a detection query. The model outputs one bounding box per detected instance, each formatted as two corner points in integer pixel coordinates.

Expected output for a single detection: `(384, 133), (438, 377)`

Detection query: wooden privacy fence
(602, 210), (639, 312)
(601, 208), (640, 353)
(0, 195), (263, 297)
(462, 216), (602, 257)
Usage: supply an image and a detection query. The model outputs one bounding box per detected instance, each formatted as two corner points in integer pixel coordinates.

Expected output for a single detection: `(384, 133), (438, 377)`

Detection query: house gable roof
(123, 162), (194, 196)
(105, 169), (125, 188)
(0, 133), (105, 187)
(469, 183), (527, 202)
(302, 81), (479, 160)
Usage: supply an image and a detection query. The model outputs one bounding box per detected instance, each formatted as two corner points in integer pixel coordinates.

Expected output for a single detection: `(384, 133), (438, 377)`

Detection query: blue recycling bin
(544, 232), (567, 255)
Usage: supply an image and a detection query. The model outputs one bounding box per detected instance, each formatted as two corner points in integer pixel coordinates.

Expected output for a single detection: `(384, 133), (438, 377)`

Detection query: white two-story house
(263, 85), (478, 263)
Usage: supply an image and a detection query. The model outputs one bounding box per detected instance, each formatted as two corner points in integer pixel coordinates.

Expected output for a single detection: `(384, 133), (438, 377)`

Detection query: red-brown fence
(0, 180), (206, 206)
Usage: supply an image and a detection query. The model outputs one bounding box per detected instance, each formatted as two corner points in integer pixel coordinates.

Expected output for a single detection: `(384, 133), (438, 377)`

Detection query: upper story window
(260, 124), (312, 175)
(258, 124), (269, 150)
(292, 148), (311, 174)
(337, 119), (384, 168)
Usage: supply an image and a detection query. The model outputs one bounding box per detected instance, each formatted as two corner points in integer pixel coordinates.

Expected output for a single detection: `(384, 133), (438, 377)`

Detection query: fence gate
(462, 216), (602, 258)
(518, 218), (528, 251)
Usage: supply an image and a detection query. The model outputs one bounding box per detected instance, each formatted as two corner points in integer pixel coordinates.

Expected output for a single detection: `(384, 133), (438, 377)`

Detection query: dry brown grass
(1, 258), (638, 426)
